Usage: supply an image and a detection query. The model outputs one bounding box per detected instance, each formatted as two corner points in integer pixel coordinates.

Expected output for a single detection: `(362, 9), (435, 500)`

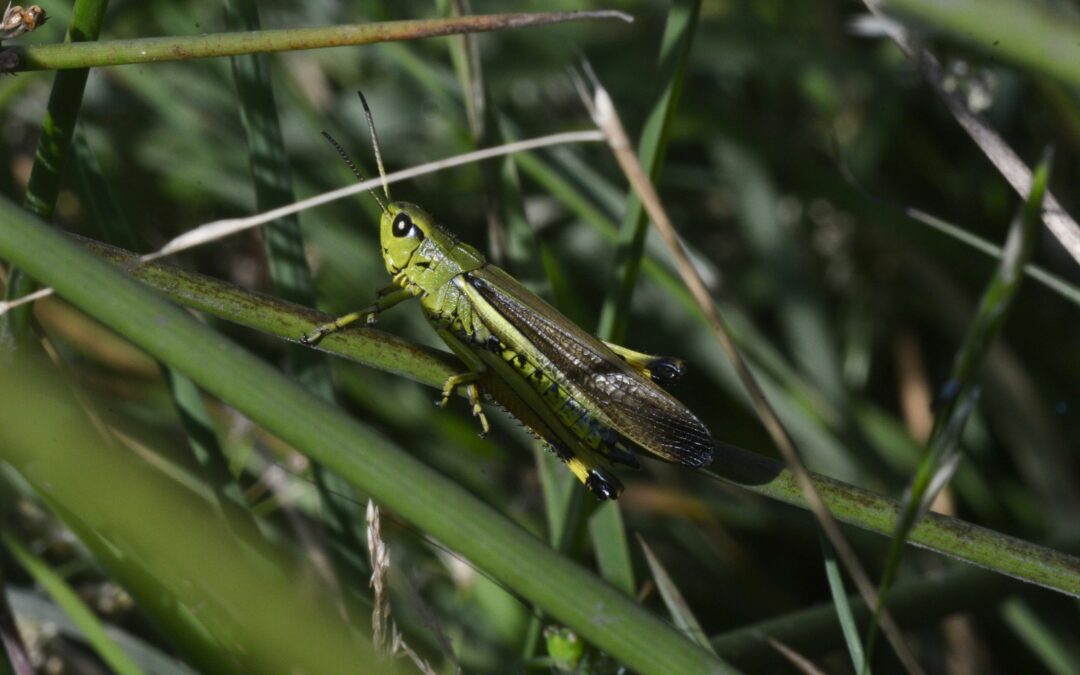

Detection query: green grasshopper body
(304, 200), (715, 499)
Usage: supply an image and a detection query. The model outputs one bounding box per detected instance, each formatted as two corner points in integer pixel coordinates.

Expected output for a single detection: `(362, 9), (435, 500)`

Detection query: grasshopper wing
(466, 266), (714, 468)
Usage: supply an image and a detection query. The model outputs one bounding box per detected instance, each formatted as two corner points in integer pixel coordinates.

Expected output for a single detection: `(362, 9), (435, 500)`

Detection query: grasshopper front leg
(301, 285), (413, 345)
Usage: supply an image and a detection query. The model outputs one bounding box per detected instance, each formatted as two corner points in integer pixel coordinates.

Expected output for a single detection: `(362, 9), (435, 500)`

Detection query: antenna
(320, 130), (387, 213)
(356, 90), (392, 204)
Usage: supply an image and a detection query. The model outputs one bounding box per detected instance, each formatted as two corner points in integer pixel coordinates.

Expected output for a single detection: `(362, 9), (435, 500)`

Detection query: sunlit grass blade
(1, 534), (146, 675)
(864, 151), (1051, 667)
(0, 131), (606, 315)
(820, 534), (868, 674)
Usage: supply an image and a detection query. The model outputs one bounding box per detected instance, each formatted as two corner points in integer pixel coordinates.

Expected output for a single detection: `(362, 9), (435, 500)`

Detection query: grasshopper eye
(391, 213), (423, 240)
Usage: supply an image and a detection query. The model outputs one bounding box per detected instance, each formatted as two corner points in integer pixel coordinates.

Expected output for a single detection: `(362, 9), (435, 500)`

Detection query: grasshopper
(302, 94), (714, 499)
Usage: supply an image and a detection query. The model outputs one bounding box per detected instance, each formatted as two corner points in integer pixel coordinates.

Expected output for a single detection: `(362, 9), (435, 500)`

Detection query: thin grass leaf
(1, 534), (146, 675)
(1000, 597), (1080, 675)
(8, 12), (633, 72)
(0, 561), (33, 675)
(224, 0), (368, 604)
(819, 533), (868, 675)
(6, 589), (198, 675)
(907, 208), (1080, 309)
(590, 503), (635, 596)
(0, 130), (607, 316)
(596, 0), (701, 344)
(864, 151), (1051, 667)
(0, 198), (736, 675)
(1, 0), (108, 346)
(710, 557), (1032, 670)
(638, 535), (716, 655)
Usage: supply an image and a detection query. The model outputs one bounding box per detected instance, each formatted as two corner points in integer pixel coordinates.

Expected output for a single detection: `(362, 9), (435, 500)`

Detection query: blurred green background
(1, 0), (1078, 673)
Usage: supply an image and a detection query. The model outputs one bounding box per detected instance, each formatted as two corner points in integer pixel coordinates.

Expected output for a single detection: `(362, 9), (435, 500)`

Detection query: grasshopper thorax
(380, 202), (486, 296)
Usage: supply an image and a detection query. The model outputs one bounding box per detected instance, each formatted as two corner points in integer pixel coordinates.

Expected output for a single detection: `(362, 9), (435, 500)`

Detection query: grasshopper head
(375, 203), (486, 291)
(380, 202), (477, 283)
(380, 202), (435, 275)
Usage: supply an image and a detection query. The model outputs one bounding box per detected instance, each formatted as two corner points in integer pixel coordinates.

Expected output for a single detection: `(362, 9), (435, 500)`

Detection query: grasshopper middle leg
(437, 371), (490, 437)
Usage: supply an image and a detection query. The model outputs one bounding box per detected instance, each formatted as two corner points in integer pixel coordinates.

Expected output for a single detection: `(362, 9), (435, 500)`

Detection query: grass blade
(10, 12), (633, 72)
(819, 534), (868, 674)
(2, 534), (146, 675)
(711, 557), (1032, 670)
(1, 0), (108, 345)
(6, 589), (197, 675)
(596, 0), (701, 344)
(906, 208), (1080, 309)
(0, 560), (32, 675)
(590, 503), (635, 595)
(884, 0), (1080, 90)
(1000, 597), (1080, 675)
(638, 535), (716, 655)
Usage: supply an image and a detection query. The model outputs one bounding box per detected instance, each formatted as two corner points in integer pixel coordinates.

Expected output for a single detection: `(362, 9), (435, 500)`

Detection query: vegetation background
(0, 0), (1077, 673)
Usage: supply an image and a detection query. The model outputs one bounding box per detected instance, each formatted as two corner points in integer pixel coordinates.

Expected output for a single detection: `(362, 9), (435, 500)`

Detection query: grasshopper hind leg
(585, 470), (622, 500)
(602, 342), (686, 388)
(550, 444), (624, 500)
